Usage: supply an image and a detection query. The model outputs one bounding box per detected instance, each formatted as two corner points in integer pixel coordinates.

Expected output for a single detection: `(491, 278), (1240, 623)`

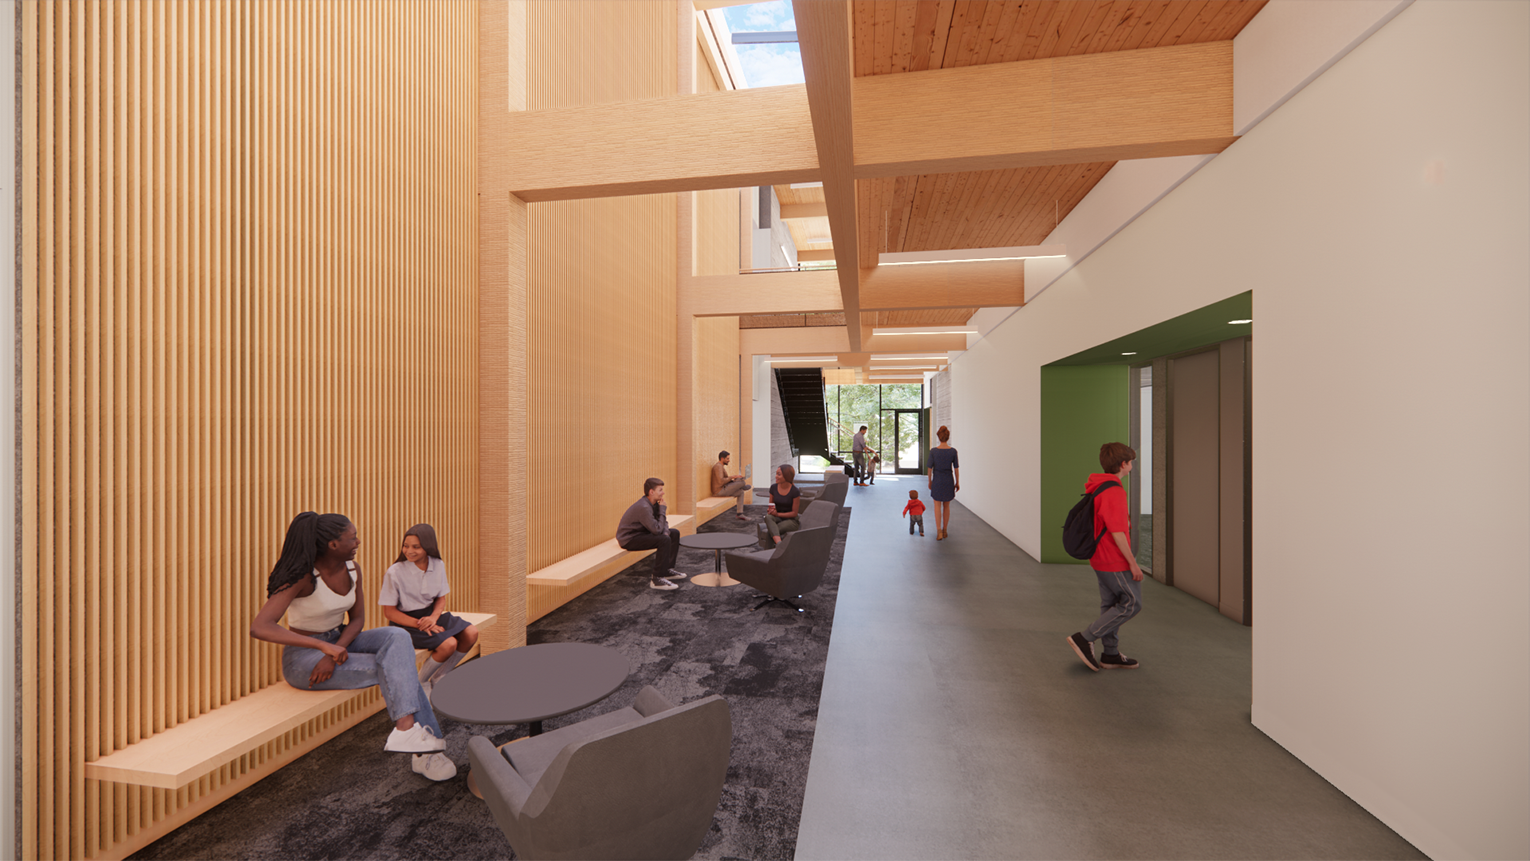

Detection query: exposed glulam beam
(794, 0), (862, 350)
(689, 259), (1020, 316)
(740, 327), (966, 357)
(690, 270), (842, 317)
(860, 259), (1024, 310)
(503, 42), (1235, 203)
(506, 85), (819, 201)
(854, 42), (1236, 177)
(780, 202), (828, 219)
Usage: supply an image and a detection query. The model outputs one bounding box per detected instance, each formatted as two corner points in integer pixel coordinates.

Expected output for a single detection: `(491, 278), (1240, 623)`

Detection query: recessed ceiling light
(1121, 352), (1137, 356)
(1228, 319), (1253, 324)
(789, 182), (824, 189)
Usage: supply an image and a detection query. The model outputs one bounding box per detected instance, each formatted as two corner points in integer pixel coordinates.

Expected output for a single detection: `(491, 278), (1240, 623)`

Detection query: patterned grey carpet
(130, 505), (849, 861)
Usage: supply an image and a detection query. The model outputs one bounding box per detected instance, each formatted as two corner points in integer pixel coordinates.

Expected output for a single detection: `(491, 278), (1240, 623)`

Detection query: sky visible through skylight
(722, 1), (805, 88)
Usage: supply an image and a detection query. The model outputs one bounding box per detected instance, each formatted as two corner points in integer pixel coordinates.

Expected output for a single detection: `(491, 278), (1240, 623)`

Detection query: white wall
(949, 3), (1529, 858)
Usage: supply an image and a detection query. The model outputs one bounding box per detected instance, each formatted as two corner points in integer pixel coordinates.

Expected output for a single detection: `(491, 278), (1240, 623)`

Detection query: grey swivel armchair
(468, 686), (732, 861)
(757, 497), (837, 548)
(726, 522), (836, 612)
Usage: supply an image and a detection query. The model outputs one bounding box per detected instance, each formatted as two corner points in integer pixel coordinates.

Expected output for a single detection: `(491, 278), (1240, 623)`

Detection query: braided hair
(267, 511), (353, 597)
(393, 523), (443, 564)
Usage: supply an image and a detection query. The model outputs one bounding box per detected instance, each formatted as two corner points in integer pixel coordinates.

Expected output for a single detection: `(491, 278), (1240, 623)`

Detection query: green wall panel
(1039, 365), (1130, 564)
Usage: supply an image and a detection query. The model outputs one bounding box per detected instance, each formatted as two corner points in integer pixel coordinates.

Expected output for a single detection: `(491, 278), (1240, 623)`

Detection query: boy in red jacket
(1067, 442), (1146, 671)
(902, 490), (926, 536)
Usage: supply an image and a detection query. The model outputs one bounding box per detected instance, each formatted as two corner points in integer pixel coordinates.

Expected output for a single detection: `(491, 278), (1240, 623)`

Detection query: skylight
(722, 1), (804, 88)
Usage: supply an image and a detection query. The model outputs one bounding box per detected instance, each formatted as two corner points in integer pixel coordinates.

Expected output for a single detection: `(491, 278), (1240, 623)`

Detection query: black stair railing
(774, 368), (834, 463)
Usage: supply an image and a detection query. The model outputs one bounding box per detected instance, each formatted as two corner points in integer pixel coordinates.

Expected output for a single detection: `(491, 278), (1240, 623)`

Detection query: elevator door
(1170, 349), (1221, 607)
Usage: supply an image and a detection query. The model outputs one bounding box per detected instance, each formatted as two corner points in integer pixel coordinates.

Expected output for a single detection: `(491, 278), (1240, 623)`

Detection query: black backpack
(1061, 480), (1120, 560)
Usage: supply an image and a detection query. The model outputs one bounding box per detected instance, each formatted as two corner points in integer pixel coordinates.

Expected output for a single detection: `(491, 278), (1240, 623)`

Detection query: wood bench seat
(83, 612), (497, 789)
(526, 515), (695, 587)
(696, 495), (742, 523)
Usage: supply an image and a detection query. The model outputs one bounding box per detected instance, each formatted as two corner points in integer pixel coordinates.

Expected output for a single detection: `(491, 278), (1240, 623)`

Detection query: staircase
(774, 368), (844, 465)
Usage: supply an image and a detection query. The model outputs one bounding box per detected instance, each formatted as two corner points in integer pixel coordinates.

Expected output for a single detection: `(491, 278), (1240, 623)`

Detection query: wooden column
(479, 0), (528, 654)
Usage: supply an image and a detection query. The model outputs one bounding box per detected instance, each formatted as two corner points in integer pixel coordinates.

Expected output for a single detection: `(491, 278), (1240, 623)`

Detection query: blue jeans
(282, 625), (442, 739)
(1082, 570), (1142, 656)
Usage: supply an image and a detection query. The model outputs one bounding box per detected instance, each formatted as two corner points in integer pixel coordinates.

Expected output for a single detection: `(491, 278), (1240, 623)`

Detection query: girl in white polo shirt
(379, 523), (480, 695)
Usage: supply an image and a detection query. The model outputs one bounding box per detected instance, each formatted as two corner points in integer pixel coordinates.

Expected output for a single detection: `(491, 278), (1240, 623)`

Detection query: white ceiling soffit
(1015, 0), (1415, 309)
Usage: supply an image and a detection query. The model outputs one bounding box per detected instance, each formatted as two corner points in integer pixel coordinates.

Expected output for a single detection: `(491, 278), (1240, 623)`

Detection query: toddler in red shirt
(903, 490), (926, 536)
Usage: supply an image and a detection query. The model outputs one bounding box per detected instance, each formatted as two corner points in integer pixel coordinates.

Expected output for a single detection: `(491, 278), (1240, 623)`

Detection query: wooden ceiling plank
(1175, 0), (1225, 44)
(507, 85), (819, 201)
(926, 0), (958, 69)
(1079, 0), (1131, 54)
(982, 1), (1025, 64)
(972, 166), (1044, 248)
(907, 0), (941, 72)
(948, 0), (985, 69)
(1098, 1), (1154, 53)
(969, 0), (1012, 66)
(890, 0), (921, 73)
(856, 177), (881, 267)
(953, 0), (999, 67)
(1033, 1), (1082, 59)
(1116, 0), (1171, 51)
(945, 167), (1005, 250)
(1052, 0), (1101, 58)
(795, 0), (865, 350)
(889, 174), (917, 253)
(854, 42), (1236, 179)
(980, 164), (1061, 248)
(1136, 0), (1194, 49)
(854, 0), (878, 78)
(1066, 1), (1120, 55)
(1214, 0), (1269, 41)
(872, 0), (898, 76)
(998, 0), (1046, 62)
(1202, 0), (1261, 42)
(1011, 163), (1094, 245)
(907, 171), (956, 250)
(1157, 0), (1211, 48)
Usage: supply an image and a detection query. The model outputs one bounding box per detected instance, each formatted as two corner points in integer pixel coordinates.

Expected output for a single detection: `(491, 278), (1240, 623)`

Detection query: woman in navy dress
(927, 425), (960, 540)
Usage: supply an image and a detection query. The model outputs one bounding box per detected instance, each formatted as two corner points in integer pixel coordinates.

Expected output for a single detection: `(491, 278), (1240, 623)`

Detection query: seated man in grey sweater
(616, 477), (690, 591)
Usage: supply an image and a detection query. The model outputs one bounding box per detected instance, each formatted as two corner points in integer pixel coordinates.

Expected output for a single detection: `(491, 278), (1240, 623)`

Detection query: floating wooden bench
(83, 612), (497, 789)
(696, 495), (742, 523)
(526, 515), (695, 587)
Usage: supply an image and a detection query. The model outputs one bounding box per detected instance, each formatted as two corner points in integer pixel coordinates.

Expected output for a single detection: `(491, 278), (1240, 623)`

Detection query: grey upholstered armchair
(468, 686), (731, 861)
(726, 521), (836, 612)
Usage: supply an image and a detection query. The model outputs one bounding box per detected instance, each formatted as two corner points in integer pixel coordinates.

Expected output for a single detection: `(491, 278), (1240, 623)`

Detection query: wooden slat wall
(525, 1), (679, 620)
(691, 34), (744, 493)
(17, 2), (480, 858)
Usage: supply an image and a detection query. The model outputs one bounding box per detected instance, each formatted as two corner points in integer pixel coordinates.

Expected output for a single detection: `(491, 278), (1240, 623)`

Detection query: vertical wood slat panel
(19, 2), (480, 858)
(525, 1), (679, 583)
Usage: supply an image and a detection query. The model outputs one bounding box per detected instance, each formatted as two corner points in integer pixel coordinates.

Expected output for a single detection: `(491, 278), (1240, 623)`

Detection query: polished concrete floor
(794, 476), (1423, 860)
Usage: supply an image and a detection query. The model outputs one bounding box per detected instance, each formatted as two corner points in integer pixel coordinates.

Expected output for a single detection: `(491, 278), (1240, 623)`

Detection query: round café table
(432, 642), (629, 735)
(679, 531), (759, 587)
(432, 642), (630, 798)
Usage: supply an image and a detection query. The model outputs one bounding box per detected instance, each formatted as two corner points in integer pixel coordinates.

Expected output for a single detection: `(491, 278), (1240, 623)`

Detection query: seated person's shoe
(1099, 653), (1139, 669)
(665, 569), (689, 580)
(411, 752), (457, 781)
(649, 577), (679, 591)
(385, 723), (445, 753)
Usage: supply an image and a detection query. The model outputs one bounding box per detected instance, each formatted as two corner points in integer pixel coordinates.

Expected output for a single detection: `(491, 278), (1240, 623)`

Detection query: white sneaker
(666, 569), (689, 580)
(649, 578), (679, 591)
(385, 723), (445, 753)
(411, 752), (457, 781)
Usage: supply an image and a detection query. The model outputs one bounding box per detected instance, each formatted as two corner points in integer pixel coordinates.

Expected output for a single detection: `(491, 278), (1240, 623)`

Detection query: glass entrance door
(893, 409), (924, 474)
